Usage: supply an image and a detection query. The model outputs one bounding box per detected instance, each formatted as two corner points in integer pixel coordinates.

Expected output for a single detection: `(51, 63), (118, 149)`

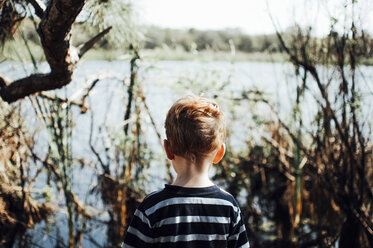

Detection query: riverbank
(84, 47), (287, 63)
(0, 40), (286, 63)
(2, 40), (373, 65)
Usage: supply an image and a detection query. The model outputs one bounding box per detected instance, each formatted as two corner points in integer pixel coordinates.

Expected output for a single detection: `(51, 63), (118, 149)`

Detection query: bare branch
(37, 78), (102, 113)
(39, 92), (87, 110)
(80, 79), (100, 111)
(78, 27), (112, 58)
(26, 0), (45, 19)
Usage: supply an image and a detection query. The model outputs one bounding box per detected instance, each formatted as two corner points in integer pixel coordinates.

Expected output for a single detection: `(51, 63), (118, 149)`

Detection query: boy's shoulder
(136, 187), (167, 212)
(137, 184), (240, 214)
(216, 186), (240, 205)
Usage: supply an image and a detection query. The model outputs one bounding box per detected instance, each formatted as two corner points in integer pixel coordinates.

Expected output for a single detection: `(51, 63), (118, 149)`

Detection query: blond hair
(165, 95), (226, 162)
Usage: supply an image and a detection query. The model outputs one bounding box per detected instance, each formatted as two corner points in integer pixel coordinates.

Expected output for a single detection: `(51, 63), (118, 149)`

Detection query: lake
(1, 60), (372, 246)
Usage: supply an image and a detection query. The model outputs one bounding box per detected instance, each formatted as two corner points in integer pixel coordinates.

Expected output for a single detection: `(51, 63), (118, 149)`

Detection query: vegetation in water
(0, 0), (372, 247)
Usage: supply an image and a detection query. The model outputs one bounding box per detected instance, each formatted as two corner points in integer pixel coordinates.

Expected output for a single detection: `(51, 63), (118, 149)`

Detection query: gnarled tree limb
(0, 0), (111, 103)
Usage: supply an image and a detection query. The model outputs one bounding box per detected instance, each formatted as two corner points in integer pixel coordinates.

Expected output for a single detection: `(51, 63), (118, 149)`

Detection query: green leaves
(82, 0), (144, 49)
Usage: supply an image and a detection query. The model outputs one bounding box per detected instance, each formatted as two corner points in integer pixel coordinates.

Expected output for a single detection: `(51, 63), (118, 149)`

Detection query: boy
(122, 95), (250, 248)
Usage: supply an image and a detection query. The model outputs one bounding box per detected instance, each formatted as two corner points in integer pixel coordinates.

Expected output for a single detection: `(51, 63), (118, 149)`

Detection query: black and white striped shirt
(122, 184), (250, 248)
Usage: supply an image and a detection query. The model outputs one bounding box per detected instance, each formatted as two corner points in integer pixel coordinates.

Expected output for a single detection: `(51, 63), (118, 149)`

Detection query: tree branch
(39, 92), (87, 110)
(79, 78), (100, 113)
(78, 27), (112, 58)
(26, 0), (45, 19)
(0, 73), (68, 103)
(0, 0), (111, 103)
(38, 78), (102, 113)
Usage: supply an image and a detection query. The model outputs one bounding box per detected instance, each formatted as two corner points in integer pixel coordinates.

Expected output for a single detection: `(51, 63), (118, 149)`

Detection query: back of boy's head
(165, 94), (226, 162)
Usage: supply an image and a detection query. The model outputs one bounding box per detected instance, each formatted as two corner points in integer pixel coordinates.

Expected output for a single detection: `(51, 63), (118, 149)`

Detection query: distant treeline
(143, 26), (284, 53)
(9, 19), (373, 63)
(142, 26), (373, 58)
(18, 20), (283, 53)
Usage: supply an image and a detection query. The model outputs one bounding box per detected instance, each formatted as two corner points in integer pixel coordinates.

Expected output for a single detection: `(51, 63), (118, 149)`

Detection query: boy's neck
(171, 155), (214, 188)
(173, 174), (214, 188)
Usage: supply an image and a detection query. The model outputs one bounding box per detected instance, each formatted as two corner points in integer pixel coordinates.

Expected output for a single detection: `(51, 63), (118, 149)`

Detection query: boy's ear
(164, 139), (175, 160)
(213, 143), (225, 164)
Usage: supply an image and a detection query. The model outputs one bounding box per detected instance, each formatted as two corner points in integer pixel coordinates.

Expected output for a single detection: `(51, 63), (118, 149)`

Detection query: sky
(136, 0), (373, 36)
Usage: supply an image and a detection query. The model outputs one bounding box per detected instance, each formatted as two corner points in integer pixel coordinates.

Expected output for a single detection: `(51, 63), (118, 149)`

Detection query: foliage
(211, 4), (373, 248)
(0, 101), (53, 247)
(82, 0), (143, 49)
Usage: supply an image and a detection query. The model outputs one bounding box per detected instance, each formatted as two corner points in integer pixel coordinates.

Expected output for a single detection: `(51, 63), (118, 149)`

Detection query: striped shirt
(122, 184), (250, 248)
